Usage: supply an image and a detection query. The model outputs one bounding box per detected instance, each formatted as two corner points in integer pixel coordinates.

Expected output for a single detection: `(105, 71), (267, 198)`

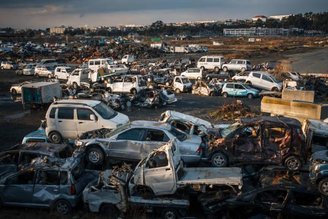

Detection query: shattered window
(170, 120), (191, 134)
(6, 170), (35, 185)
(146, 151), (168, 168)
(145, 129), (169, 142)
(58, 107), (74, 120)
(0, 151), (19, 164)
(77, 108), (94, 120)
(19, 152), (40, 166)
(37, 170), (60, 185)
(117, 128), (145, 141)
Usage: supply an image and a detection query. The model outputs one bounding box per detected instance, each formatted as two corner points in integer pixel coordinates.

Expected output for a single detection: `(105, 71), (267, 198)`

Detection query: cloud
(26, 5), (64, 15)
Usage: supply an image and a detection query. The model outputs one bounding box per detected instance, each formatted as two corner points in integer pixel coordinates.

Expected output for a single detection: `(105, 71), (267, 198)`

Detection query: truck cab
(172, 76), (192, 93)
(67, 68), (90, 88)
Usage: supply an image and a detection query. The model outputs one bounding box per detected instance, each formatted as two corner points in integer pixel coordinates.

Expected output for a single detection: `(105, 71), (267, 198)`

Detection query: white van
(54, 66), (72, 80)
(121, 55), (135, 64)
(197, 55), (225, 72)
(45, 99), (129, 143)
(106, 75), (147, 94)
(245, 71), (282, 91)
(66, 68), (90, 88)
(88, 58), (114, 73)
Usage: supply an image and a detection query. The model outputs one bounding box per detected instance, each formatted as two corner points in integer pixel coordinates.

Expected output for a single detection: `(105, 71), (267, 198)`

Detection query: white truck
(171, 76), (192, 93)
(66, 68), (90, 88)
(129, 140), (242, 196)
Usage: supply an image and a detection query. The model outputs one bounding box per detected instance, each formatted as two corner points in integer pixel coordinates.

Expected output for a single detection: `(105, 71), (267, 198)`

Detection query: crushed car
(206, 116), (307, 170)
(309, 150), (328, 196)
(192, 80), (221, 96)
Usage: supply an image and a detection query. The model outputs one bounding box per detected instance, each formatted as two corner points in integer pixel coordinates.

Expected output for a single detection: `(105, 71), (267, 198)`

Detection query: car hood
(110, 112), (130, 126)
(311, 150), (328, 162)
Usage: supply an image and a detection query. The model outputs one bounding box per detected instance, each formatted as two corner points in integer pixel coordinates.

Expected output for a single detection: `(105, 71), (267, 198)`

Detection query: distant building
(269, 15), (291, 21)
(252, 15), (267, 22)
(50, 26), (66, 34)
(223, 27), (292, 36)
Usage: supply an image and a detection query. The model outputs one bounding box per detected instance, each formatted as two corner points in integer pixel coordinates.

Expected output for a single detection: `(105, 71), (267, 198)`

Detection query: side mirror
(90, 114), (97, 121)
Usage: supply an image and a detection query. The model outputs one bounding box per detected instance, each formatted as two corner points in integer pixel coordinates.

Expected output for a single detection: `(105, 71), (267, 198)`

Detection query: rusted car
(206, 116), (307, 170)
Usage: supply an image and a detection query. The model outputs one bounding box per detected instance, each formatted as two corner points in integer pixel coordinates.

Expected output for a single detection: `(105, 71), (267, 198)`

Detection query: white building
(252, 15), (267, 22)
(50, 26), (66, 34)
(269, 15), (291, 21)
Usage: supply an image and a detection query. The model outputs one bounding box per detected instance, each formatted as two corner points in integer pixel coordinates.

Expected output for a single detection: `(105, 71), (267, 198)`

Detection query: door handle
(78, 122), (83, 124)
(165, 168), (170, 171)
(58, 120), (62, 123)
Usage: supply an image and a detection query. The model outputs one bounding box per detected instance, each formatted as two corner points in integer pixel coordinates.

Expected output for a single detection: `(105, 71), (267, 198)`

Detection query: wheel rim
(51, 133), (60, 143)
(248, 94), (253, 99)
(286, 158), (300, 170)
(56, 201), (69, 214)
(88, 150), (100, 163)
(321, 182), (328, 195)
(213, 154), (225, 167)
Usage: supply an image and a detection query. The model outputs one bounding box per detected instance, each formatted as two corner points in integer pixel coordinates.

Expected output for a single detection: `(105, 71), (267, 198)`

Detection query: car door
(263, 126), (288, 163)
(261, 74), (274, 90)
(235, 84), (247, 97)
(76, 108), (99, 137)
(33, 170), (61, 206)
(2, 170), (35, 204)
(112, 76), (124, 92)
(250, 72), (262, 88)
(143, 129), (170, 153)
(110, 128), (147, 161)
(56, 107), (78, 139)
(123, 76), (133, 93)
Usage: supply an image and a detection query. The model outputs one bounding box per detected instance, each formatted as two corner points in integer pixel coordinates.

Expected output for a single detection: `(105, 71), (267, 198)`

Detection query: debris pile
(209, 101), (256, 121)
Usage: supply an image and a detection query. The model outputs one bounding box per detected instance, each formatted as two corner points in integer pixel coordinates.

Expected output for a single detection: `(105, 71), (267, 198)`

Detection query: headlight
(75, 140), (84, 147)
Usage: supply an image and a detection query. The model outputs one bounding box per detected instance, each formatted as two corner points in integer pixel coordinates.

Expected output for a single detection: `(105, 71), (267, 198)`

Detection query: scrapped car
(180, 68), (204, 80)
(222, 59), (252, 72)
(54, 66), (73, 80)
(245, 71), (282, 91)
(9, 81), (31, 95)
(192, 80), (220, 96)
(75, 120), (203, 166)
(309, 150), (328, 196)
(231, 72), (250, 82)
(0, 156), (97, 215)
(105, 75), (147, 94)
(16, 63), (36, 76)
(206, 116), (307, 170)
(221, 82), (259, 99)
(34, 65), (55, 78)
(223, 185), (328, 218)
(172, 76), (192, 93)
(0, 142), (73, 175)
(1, 61), (18, 70)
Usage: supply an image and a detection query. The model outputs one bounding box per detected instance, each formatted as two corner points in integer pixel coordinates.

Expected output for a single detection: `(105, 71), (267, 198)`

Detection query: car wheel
(318, 178), (328, 196)
(131, 88), (137, 95)
(209, 92), (215, 96)
(223, 67), (228, 72)
(211, 152), (228, 167)
(49, 131), (62, 144)
(241, 67), (246, 72)
(161, 208), (178, 219)
(53, 199), (71, 215)
(247, 93), (253, 99)
(222, 92), (228, 98)
(11, 89), (17, 95)
(100, 204), (120, 218)
(86, 147), (104, 165)
(200, 66), (205, 71)
(214, 67), (219, 72)
(48, 74), (52, 79)
(284, 156), (301, 171)
(272, 87), (279, 92)
(175, 88), (181, 94)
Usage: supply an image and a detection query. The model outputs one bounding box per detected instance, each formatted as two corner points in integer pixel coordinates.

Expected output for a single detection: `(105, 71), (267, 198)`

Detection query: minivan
(197, 55), (225, 72)
(245, 71), (282, 91)
(45, 99), (129, 143)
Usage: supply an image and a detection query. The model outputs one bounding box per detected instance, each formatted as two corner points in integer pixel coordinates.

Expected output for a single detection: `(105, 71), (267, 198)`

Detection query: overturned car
(206, 116), (308, 170)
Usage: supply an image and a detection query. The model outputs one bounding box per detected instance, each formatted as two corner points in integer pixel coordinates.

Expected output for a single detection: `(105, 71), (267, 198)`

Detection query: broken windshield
(220, 122), (240, 138)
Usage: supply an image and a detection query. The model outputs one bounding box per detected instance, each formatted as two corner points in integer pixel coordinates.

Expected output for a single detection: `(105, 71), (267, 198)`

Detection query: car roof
(131, 120), (171, 130)
(52, 99), (101, 107)
(6, 142), (68, 154)
(240, 116), (302, 127)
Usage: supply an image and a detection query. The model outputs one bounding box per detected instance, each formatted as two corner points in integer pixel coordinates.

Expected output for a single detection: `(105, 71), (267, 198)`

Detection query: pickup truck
(129, 140), (242, 196)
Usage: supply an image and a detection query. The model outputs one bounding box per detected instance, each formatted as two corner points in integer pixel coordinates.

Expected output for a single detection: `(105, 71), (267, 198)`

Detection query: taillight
(70, 184), (76, 195)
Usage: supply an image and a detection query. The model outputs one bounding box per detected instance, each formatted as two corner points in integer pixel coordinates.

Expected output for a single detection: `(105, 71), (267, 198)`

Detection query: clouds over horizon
(0, 0), (327, 28)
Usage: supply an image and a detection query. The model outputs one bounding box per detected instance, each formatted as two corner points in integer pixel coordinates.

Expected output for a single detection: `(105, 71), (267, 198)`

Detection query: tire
(214, 67), (219, 72)
(86, 146), (104, 165)
(175, 88), (181, 94)
(272, 87), (279, 92)
(241, 67), (246, 72)
(284, 156), (301, 171)
(211, 152), (228, 167)
(223, 67), (228, 72)
(161, 208), (178, 219)
(48, 74), (52, 79)
(52, 199), (71, 215)
(247, 93), (253, 99)
(209, 92), (215, 96)
(11, 89), (17, 95)
(318, 178), (328, 196)
(100, 204), (120, 218)
(222, 92), (228, 98)
(49, 131), (62, 144)
(131, 88), (137, 95)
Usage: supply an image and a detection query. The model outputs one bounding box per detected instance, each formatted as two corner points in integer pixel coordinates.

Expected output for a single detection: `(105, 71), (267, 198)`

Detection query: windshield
(220, 122), (240, 137)
(243, 84), (253, 89)
(182, 78), (190, 83)
(270, 76), (280, 83)
(93, 102), (117, 120)
(169, 127), (187, 141)
(104, 123), (130, 138)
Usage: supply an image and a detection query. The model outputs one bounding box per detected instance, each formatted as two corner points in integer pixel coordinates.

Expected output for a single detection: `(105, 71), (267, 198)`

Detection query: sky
(0, 0), (327, 29)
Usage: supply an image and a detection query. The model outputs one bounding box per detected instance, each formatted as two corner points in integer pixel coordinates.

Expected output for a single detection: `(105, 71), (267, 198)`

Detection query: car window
(175, 78), (181, 83)
(77, 108), (94, 120)
(169, 127), (187, 141)
(6, 170), (35, 185)
(235, 84), (244, 89)
(262, 74), (273, 82)
(207, 58), (213, 62)
(49, 107), (56, 119)
(60, 171), (68, 184)
(0, 151), (19, 164)
(146, 151), (168, 168)
(145, 129), (169, 142)
(93, 102), (117, 120)
(37, 170), (60, 185)
(253, 73), (261, 78)
(19, 152), (40, 166)
(237, 60), (244, 64)
(170, 120), (192, 134)
(199, 58), (205, 62)
(213, 58), (221, 62)
(226, 84), (234, 89)
(230, 60), (237, 64)
(58, 107), (74, 120)
(254, 190), (288, 204)
(117, 128), (146, 141)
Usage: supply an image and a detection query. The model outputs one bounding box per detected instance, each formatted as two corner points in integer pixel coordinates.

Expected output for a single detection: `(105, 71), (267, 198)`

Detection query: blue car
(221, 82), (259, 99)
